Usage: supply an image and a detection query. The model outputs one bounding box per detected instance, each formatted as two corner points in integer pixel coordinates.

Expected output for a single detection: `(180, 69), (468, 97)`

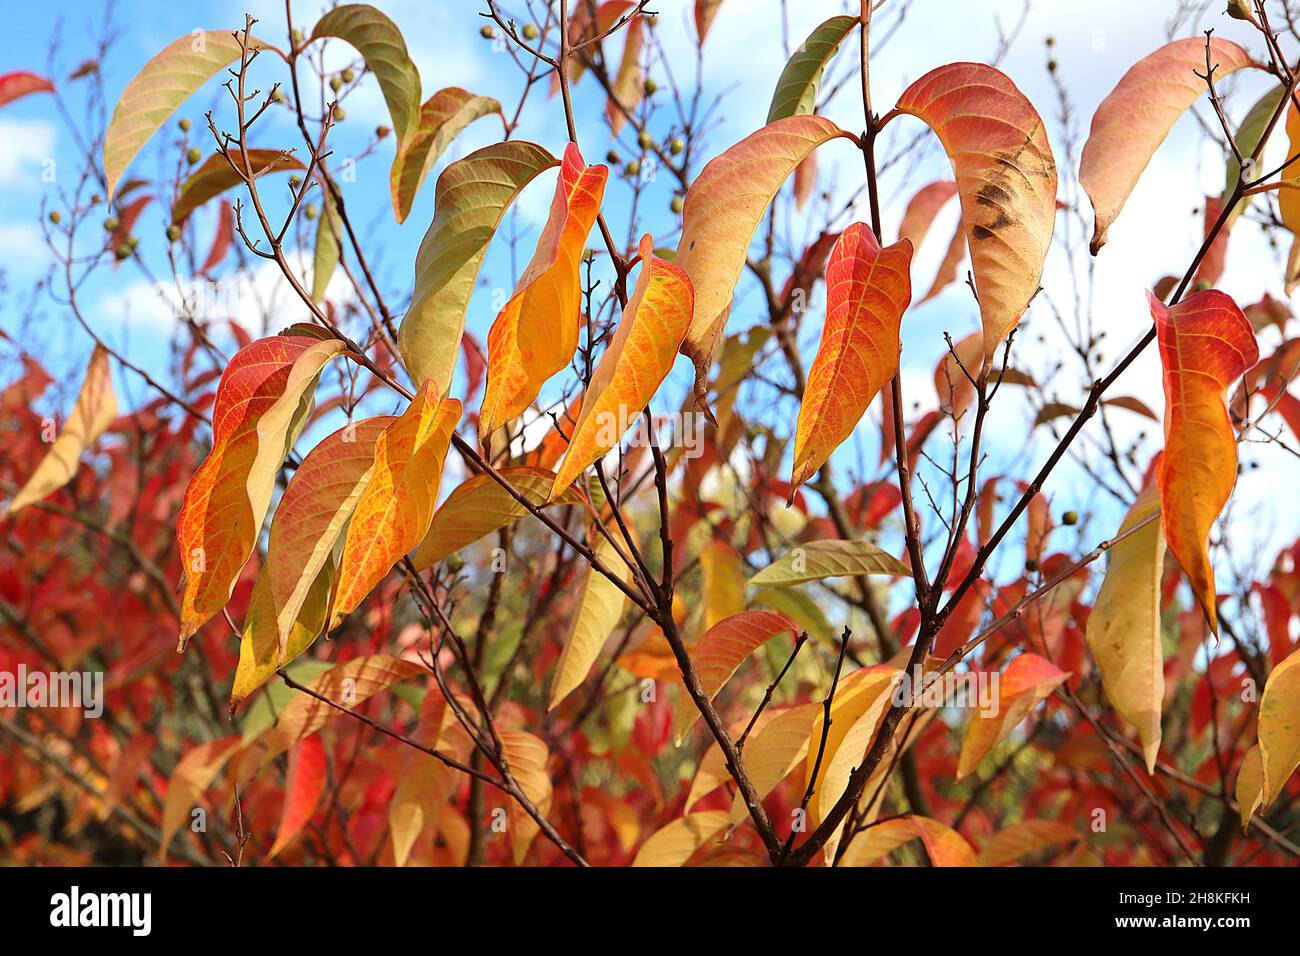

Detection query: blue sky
(2, 0), (1297, 583)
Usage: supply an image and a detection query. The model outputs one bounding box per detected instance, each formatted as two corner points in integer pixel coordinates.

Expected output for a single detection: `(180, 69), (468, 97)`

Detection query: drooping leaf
(1259, 647), (1300, 807)
(694, 0), (724, 44)
(1086, 480), (1166, 772)
(104, 28), (268, 199)
(410, 466), (583, 569)
(550, 233), (694, 498)
(672, 610), (798, 743)
(310, 4), (422, 147)
(790, 222), (913, 491)
(500, 730), (552, 865)
(390, 688), (471, 866)
(1080, 37), (1254, 253)
(813, 666), (903, 830)
(677, 115), (852, 412)
(766, 15), (857, 123)
(176, 330), (344, 648)
(748, 539), (908, 587)
(894, 63), (1057, 361)
(480, 143), (608, 438)
(0, 70), (55, 108)
(399, 141), (558, 396)
(1150, 289), (1258, 633)
(201, 199), (235, 275)
(170, 149), (305, 224)
(389, 87), (502, 223)
(897, 179), (958, 248)
(549, 528), (636, 710)
(957, 653), (1068, 779)
(160, 736), (241, 857)
(266, 736), (327, 859)
(311, 189), (342, 304)
(977, 819), (1080, 866)
(1236, 744), (1264, 832)
(329, 382), (460, 630)
(605, 15), (644, 133)
(632, 811), (729, 866)
(6, 345), (117, 516)
(919, 220), (967, 304)
(1225, 83), (1285, 223)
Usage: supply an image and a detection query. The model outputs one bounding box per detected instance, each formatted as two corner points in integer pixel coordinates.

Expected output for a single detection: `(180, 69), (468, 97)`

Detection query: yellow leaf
(6, 345), (116, 516)
(1259, 647), (1300, 807)
(632, 811), (729, 866)
(1236, 744), (1264, 832)
(160, 736), (241, 857)
(748, 539), (907, 587)
(500, 730), (552, 865)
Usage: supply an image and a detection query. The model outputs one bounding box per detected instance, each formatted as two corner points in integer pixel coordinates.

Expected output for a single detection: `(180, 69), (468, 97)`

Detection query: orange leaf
(791, 222), (913, 491)
(0, 70), (55, 108)
(1150, 289), (1258, 633)
(550, 233), (694, 498)
(480, 143), (607, 438)
(894, 63), (1057, 361)
(411, 465), (583, 569)
(632, 810), (729, 866)
(6, 344), (117, 516)
(977, 819), (1079, 866)
(329, 382), (460, 630)
(500, 730), (552, 865)
(897, 179), (957, 248)
(1080, 38), (1254, 254)
(176, 330), (344, 648)
(605, 15), (643, 133)
(267, 735), (326, 859)
(171, 148), (304, 224)
(677, 115), (853, 414)
(673, 610), (798, 743)
(161, 736), (241, 857)
(957, 652), (1068, 779)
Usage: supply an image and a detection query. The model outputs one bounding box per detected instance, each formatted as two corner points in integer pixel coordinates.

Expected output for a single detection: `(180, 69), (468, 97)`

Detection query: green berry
(637, 131), (652, 150)
(332, 105), (346, 122)
(341, 68), (355, 83)
(291, 28), (304, 45)
(289, 174), (303, 189)
(1062, 510), (1079, 526)
(186, 147), (201, 165)
(48, 210), (62, 225)
(114, 245), (131, 261)
(270, 89), (285, 104)
(102, 217), (119, 233)
(446, 554), (466, 574)
(330, 75), (342, 92)
(178, 117), (191, 132)
(643, 77), (658, 95)
(304, 203), (319, 221)
(166, 224), (182, 242)
(125, 235), (139, 250)
(669, 137), (684, 155)
(624, 159), (640, 177)
(522, 23), (539, 40)
(480, 24), (496, 39)
(670, 196), (683, 214)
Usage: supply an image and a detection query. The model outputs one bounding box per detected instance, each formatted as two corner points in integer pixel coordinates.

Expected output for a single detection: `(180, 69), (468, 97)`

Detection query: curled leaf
(171, 149), (304, 225)
(748, 539), (908, 587)
(390, 87), (502, 223)
(767, 15), (857, 123)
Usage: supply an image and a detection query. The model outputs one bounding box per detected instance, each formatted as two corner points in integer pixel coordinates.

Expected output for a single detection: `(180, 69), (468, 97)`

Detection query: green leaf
(767, 15), (858, 123)
(171, 149), (305, 224)
(1225, 82), (1285, 222)
(103, 29), (270, 200)
(399, 141), (558, 393)
(310, 4), (422, 146)
(748, 539), (908, 586)
(390, 87), (503, 223)
(752, 586), (835, 644)
(311, 190), (342, 304)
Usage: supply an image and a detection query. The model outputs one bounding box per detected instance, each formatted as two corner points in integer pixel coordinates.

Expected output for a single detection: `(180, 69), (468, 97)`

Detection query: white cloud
(0, 119), (56, 185)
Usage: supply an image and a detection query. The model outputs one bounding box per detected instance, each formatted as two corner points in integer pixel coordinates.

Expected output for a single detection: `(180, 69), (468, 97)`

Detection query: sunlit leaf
(767, 15), (857, 123)
(389, 87), (502, 223)
(957, 653), (1067, 779)
(1259, 647), (1300, 807)
(749, 539), (907, 587)
(632, 810), (729, 866)
(170, 149), (304, 224)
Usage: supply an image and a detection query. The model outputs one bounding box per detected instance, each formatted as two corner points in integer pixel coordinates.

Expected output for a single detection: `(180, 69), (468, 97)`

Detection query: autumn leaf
(0, 70), (55, 108)
(957, 653), (1068, 779)
(389, 87), (502, 223)
(605, 15), (643, 133)
(694, 0), (724, 44)
(176, 330), (345, 649)
(673, 610), (798, 743)
(311, 191), (343, 304)
(897, 179), (958, 249)
(632, 811), (729, 866)
(6, 345), (116, 516)
(677, 114), (853, 414)
(748, 539), (907, 587)
(160, 736), (241, 857)
(267, 736), (327, 859)
(977, 819), (1081, 866)
(399, 141), (558, 396)
(391, 689), (472, 866)
(812, 666), (904, 832)
(839, 814), (976, 867)
(766, 15), (857, 123)
(1150, 289), (1258, 633)
(894, 62), (1057, 361)
(1259, 647), (1300, 807)
(329, 382), (460, 630)
(411, 466), (583, 569)
(500, 730), (553, 865)
(549, 528), (637, 710)
(790, 222), (912, 491)
(104, 28), (269, 200)
(920, 222), (967, 304)
(480, 143), (608, 438)
(1080, 37), (1255, 254)
(170, 149), (305, 225)
(1086, 480), (1166, 772)
(1225, 83), (1286, 224)
(310, 4), (421, 147)
(1236, 744), (1264, 832)
(549, 233), (694, 499)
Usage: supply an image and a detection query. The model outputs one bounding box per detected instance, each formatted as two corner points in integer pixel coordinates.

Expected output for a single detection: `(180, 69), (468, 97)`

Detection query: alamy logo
(0, 666), (103, 718)
(49, 886), (151, 936)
